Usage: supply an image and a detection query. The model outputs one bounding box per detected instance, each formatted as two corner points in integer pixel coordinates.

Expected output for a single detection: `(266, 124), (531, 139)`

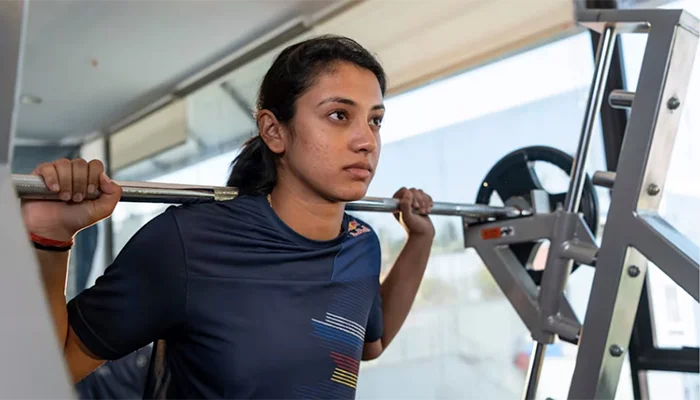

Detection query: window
(646, 371), (700, 400)
(620, 0), (700, 351)
(108, 29), (628, 400)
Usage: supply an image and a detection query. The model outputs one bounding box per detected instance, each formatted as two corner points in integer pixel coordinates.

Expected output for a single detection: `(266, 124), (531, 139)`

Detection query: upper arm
(362, 282), (384, 360)
(362, 226), (384, 360)
(65, 209), (188, 380)
(65, 326), (106, 382)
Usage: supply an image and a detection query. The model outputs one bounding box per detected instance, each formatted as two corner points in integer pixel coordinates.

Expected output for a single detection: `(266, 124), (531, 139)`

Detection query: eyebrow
(317, 97), (385, 111)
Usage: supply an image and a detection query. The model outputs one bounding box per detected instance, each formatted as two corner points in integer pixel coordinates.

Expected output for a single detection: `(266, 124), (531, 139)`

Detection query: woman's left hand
(392, 187), (435, 238)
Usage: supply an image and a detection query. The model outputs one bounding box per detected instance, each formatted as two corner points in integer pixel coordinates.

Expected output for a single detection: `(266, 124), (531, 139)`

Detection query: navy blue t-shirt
(67, 195), (384, 399)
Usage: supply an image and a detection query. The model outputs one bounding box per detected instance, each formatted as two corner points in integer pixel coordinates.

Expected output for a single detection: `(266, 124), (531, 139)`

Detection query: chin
(333, 183), (370, 202)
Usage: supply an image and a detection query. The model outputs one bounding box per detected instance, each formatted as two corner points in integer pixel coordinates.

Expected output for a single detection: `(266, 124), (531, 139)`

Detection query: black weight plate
(475, 146), (599, 285)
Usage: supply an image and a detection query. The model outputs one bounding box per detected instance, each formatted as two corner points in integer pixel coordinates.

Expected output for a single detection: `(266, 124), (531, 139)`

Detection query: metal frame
(460, 7), (700, 400)
(586, 2), (699, 396)
(586, 0), (630, 174)
(569, 8), (699, 399)
(0, 0), (74, 397)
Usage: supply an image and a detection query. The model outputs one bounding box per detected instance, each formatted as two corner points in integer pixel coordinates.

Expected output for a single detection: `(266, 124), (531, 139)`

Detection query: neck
(269, 176), (346, 241)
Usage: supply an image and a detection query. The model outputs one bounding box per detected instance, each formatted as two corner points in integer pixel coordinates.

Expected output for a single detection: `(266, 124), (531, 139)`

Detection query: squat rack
(1, 2), (699, 399)
(463, 7), (700, 399)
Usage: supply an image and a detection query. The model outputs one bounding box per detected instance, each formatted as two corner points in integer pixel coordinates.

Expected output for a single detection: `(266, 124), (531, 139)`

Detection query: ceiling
(15, 0), (340, 143)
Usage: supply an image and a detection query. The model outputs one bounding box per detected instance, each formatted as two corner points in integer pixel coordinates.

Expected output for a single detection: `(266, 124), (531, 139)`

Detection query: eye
(329, 111), (348, 121)
(370, 116), (383, 127)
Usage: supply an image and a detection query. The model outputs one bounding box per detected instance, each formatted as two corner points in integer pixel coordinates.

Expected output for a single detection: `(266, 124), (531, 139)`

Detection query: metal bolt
(647, 183), (660, 196)
(609, 345), (624, 357)
(667, 97), (681, 110)
(628, 265), (640, 277)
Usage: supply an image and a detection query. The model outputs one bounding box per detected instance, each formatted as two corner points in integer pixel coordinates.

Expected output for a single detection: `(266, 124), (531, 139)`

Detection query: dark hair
(226, 35), (387, 195)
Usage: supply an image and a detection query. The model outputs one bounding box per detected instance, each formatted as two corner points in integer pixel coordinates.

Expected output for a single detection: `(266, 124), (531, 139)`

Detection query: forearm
(379, 232), (433, 348)
(36, 249), (70, 349)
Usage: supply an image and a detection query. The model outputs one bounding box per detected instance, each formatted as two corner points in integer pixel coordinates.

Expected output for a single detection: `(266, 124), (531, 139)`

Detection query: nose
(350, 123), (378, 153)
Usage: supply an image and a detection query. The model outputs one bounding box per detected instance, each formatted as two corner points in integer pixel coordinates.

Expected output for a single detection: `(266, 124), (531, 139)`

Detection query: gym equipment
(475, 145), (599, 285)
(609, 89), (634, 109)
(12, 174), (527, 220)
(2, 3), (699, 400)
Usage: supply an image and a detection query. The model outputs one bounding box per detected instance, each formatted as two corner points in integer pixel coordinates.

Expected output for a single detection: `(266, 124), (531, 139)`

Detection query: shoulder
(344, 213), (381, 260)
(345, 214), (378, 243)
(122, 195), (266, 247)
(164, 194), (268, 227)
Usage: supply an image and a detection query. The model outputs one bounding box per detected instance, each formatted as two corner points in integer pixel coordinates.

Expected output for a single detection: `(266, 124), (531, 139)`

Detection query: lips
(344, 162), (372, 172)
(344, 162), (372, 179)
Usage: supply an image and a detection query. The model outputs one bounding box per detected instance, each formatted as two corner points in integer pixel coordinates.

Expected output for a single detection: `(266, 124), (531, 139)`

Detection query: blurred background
(8, 0), (699, 399)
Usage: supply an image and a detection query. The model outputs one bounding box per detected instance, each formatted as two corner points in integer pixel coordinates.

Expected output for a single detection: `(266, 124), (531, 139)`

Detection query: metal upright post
(570, 9), (699, 399)
(522, 342), (547, 400)
(0, 1), (75, 397)
(564, 25), (616, 215)
(523, 24), (617, 400)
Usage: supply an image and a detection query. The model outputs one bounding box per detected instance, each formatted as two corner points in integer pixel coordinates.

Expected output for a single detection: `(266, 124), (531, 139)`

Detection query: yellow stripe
(334, 368), (358, 382)
(331, 375), (357, 388)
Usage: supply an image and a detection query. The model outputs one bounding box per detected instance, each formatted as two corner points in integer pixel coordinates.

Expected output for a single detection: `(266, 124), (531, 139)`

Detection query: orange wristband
(30, 232), (74, 248)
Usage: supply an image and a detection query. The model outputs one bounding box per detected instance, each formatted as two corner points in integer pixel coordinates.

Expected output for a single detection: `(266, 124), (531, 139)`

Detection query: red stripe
(333, 359), (359, 374)
(330, 352), (359, 373)
(330, 352), (359, 367)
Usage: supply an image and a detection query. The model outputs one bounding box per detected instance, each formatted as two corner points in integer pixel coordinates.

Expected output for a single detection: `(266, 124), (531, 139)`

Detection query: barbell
(12, 146), (600, 285)
(13, 174), (524, 220)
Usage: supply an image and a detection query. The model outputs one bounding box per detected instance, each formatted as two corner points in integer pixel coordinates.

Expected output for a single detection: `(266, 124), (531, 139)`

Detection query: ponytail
(227, 135), (278, 196)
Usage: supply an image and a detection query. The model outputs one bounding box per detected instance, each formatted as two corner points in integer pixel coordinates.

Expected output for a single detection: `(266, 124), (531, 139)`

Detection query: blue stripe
(312, 323), (363, 347)
(320, 337), (358, 355)
(318, 334), (361, 354)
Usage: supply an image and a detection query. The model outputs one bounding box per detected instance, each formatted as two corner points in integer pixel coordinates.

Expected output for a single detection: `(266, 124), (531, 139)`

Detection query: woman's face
(271, 62), (385, 202)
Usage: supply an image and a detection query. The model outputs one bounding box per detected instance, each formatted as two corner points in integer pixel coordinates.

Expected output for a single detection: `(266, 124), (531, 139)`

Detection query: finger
(71, 159), (89, 202)
(417, 189), (430, 213)
(91, 173), (122, 220)
(54, 159), (73, 202)
(400, 189), (414, 215)
(412, 195), (420, 212)
(34, 163), (60, 192)
(409, 188), (422, 212)
(415, 189), (425, 212)
(87, 160), (104, 195)
(393, 186), (408, 200)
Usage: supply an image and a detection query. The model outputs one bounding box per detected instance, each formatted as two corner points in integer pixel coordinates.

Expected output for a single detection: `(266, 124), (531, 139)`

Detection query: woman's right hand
(21, 158), (122, 242)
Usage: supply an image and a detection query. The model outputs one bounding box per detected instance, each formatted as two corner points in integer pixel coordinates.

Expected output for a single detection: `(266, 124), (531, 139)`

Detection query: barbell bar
(11, 174), (528, 220)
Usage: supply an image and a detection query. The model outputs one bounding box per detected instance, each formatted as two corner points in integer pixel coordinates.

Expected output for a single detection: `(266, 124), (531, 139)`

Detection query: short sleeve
(364, 290), (383, 343)
(67, 209), (188, 361)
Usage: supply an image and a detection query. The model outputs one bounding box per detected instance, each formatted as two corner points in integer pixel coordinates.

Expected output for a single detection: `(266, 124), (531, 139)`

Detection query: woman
(22, 35), (435, 399)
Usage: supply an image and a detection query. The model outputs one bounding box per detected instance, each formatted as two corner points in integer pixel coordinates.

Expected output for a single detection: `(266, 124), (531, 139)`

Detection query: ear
(257, 110), (287, 155)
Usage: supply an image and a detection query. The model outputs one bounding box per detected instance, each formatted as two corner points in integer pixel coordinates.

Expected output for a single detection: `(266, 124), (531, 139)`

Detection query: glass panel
(620, 0), (700, 349)
(646, 370), (700, 400)
(618, 0), (680, 9)
(647, 263), (700, 348)
(108, 30), (626, 399)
